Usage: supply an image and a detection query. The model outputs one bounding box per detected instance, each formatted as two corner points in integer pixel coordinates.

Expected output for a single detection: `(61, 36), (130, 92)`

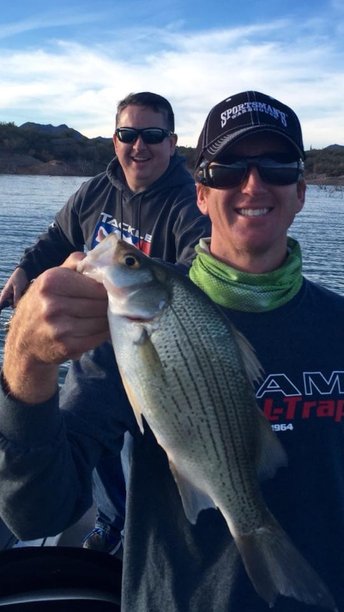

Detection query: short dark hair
(116, 92), (175, 132)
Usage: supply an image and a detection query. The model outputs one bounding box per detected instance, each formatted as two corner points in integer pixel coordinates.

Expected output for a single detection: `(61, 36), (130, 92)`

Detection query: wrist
(3, 341), (59, 405)
(2, 360), (59, 404)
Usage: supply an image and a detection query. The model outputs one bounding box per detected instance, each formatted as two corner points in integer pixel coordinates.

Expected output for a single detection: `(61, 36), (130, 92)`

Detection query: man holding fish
(0, 90), (211, 555)
(0, 91), (343, 611)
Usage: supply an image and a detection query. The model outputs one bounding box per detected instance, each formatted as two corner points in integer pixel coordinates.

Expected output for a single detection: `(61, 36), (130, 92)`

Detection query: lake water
(0, 175), (88, 379)
(1, 175), (344, 372)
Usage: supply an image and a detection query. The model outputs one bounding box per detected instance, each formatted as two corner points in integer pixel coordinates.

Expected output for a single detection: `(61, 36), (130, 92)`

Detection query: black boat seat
(0, 546), (122, 610)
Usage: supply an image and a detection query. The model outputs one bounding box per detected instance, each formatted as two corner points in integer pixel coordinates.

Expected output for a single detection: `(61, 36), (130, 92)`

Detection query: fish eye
(123, 254), (140, 268)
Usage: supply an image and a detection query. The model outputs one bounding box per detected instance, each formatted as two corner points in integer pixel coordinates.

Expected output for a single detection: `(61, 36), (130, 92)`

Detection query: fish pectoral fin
(119, 370), (145, 434)
(168, 460), (217, 524)
(136, 330), (165, 373)
(116, 335), (166, 435)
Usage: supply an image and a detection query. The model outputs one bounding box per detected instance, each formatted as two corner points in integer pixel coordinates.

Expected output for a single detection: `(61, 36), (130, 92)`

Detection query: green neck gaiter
(189, 237), (303, 312)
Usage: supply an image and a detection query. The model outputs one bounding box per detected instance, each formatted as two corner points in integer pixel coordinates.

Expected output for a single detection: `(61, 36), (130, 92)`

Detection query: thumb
(60, 251), (86, 271)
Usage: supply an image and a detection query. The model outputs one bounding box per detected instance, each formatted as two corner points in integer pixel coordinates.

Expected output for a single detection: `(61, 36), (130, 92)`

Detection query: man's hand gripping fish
(78, 233), (337, 611)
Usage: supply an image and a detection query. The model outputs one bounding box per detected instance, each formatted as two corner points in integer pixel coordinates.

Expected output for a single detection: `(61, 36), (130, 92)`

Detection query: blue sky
(0, 0), (343, 150)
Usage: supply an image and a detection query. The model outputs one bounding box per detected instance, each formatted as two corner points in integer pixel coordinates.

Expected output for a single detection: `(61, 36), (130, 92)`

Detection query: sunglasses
(197, 155), (304, 189)
(115, 127), (172, 144)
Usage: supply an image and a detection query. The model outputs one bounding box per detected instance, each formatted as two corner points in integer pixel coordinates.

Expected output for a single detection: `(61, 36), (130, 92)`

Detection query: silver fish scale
(134, 275), (270, 532)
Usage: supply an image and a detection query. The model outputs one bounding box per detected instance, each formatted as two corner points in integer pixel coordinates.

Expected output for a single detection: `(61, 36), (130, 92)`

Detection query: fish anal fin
(119, 373), (145, 434)
(167, 458), (216, 524)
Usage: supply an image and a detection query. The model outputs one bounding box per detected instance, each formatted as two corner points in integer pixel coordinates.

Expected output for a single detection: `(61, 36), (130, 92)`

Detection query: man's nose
(242, 165), (266, 189)
(132, 135), (148, 150)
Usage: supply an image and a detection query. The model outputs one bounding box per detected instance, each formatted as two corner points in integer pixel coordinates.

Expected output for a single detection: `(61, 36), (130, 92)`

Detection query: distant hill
(0, 121), (114, 176)
(20, 122), (86, 140)
(305, 144), (344, 185)
(0, 121), (343, 185)
(323, 144), (344, 151)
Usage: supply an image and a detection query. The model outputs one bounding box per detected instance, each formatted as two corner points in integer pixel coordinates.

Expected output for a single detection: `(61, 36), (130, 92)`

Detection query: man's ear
(196, 183), (209, 215)
(296, 178), (306, 212)
(169, 133), (178, 156)
(112, 134), (118, 154)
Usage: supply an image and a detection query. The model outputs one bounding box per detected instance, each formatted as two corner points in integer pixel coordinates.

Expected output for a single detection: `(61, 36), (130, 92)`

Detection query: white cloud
(0, 18), (343, 149)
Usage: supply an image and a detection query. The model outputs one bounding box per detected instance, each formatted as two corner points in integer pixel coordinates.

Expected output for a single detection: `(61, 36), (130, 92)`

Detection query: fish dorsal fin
(167, 458), (217, 524)
(231, 326), (264, 385)
(255, 407), (288, 480)
(230, 324), (287, 480)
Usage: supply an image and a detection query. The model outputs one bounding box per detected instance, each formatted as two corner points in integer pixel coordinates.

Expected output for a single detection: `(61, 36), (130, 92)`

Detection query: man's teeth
(238, 208), (270, 217)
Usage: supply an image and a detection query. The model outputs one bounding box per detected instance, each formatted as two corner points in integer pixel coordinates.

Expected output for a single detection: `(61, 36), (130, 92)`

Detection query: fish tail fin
(235, 521), (337, 610)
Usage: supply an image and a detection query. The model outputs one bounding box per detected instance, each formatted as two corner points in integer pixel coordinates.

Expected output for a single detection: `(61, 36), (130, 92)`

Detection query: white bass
(78, 234), (337, 611)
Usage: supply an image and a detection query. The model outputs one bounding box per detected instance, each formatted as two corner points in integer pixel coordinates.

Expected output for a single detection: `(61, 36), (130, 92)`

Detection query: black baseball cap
(194, 90), (305, 169)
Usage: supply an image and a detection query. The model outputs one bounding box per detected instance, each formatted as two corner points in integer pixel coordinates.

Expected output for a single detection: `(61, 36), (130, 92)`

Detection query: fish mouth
(124, 314), (155, 323)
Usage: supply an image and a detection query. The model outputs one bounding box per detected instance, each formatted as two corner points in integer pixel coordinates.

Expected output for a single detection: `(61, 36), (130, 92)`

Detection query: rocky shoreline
(305, 175), (344, 187)
(0, 153), (344, 187)
(1, 121), (344, 185)
(0, 154), (97, 177)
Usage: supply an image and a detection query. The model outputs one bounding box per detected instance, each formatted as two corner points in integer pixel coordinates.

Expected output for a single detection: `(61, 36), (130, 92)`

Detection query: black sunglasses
(115, 127), (172, 144)
(197, 155), (304, 189)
